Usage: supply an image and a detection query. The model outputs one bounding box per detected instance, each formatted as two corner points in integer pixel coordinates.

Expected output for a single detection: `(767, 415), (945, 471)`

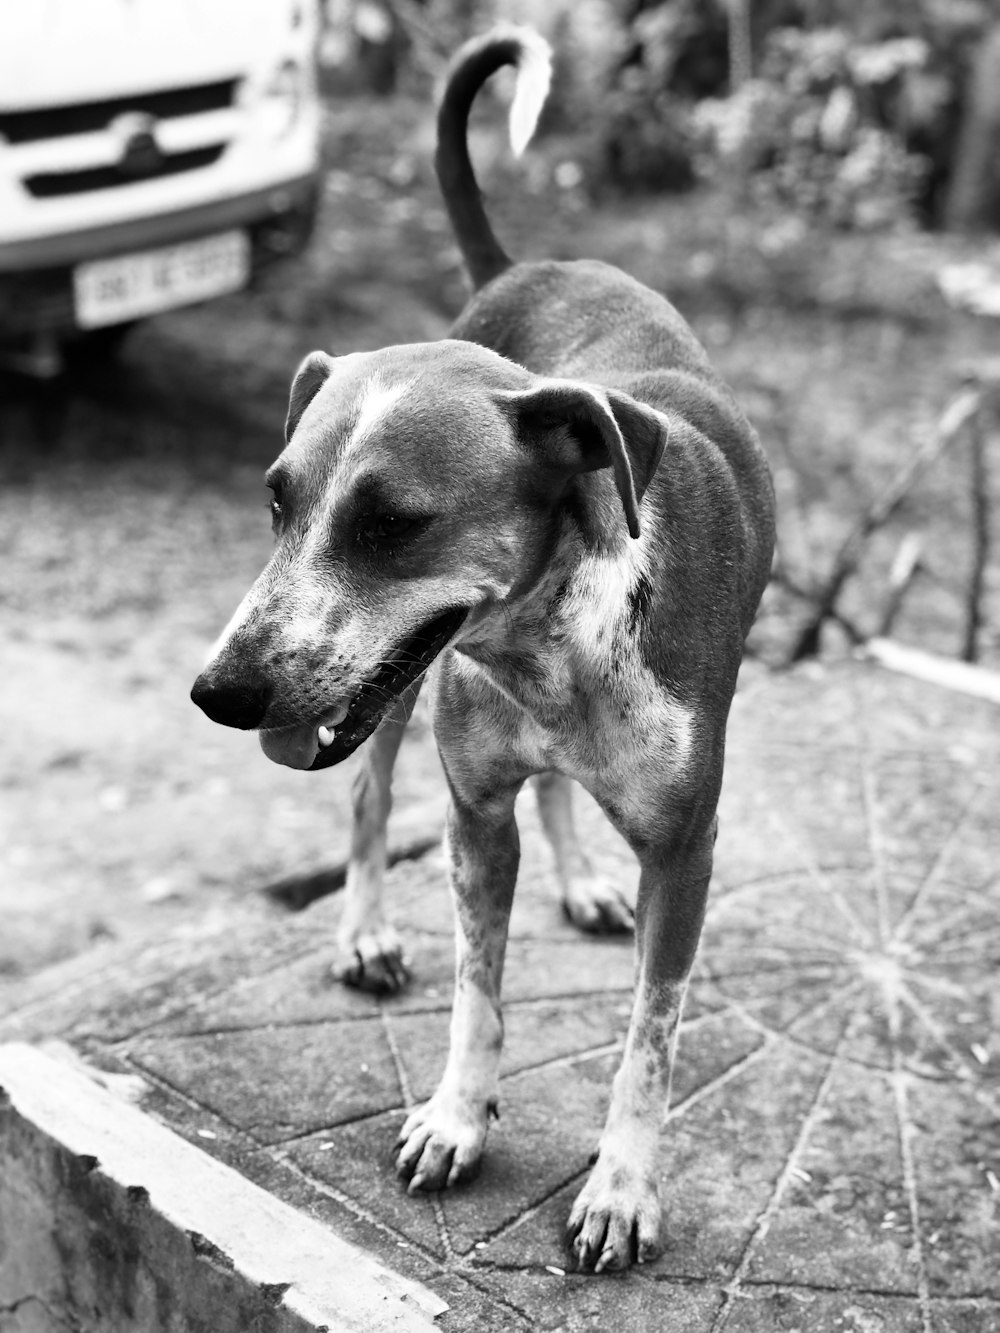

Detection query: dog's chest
(448, 546), (696, 802)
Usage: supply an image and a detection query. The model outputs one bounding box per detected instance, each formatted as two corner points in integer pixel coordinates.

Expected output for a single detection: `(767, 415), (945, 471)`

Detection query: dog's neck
(450, 517), (648, 724)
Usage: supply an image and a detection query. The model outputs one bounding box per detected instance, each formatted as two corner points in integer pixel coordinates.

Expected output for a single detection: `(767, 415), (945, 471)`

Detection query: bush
(693, 27), (932, 230)
(594, 0), (727, 194)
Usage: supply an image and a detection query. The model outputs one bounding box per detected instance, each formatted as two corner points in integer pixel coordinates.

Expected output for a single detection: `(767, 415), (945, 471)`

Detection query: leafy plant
(693, 27), (932, 230)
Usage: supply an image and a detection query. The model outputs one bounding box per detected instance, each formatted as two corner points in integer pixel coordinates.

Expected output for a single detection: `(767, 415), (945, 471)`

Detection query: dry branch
(962, 407), (991, 662)
(788, 386), (982, 662)
(876, 532), (923, 638)
(863, 638), (1000, 705)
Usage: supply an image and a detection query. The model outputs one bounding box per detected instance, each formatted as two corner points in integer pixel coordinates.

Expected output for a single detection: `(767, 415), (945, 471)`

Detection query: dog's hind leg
(533, 771), (634, 933)
(567, 815), (716, 1271)
(334, 684), (420, 993)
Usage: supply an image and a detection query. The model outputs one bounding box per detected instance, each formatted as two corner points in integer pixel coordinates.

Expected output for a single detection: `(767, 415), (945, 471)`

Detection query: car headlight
(256, 60), (303, 140)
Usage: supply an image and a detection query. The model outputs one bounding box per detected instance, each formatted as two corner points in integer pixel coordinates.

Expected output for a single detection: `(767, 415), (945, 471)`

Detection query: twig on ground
(788, 386), (982, 662)
(876, 532), (924, 638)
(863, 638), (1000, 704)
(962, 408), (991, 662)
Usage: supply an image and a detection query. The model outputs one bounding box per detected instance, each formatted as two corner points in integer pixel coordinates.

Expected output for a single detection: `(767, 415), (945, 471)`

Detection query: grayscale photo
(0, 2), (997, 1330)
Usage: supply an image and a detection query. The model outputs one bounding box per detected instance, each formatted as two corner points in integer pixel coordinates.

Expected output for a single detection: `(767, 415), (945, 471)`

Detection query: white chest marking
(564, 538), (649, 661)
(449, 529), (698, 800)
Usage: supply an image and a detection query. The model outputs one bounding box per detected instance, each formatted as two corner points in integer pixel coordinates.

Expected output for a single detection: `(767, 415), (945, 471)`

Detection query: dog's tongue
(259, 723), (320, 770)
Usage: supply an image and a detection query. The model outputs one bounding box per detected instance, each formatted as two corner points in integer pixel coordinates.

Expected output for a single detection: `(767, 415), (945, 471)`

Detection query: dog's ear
(286, 351), (335, 442)
(499, 380), (668, 539)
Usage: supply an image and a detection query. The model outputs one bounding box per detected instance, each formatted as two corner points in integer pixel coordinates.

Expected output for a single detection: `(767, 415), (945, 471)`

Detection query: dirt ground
(2, 93), (998, 992)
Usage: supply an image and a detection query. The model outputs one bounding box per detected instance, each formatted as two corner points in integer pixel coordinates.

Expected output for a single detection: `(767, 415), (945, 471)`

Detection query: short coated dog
(191, 27), (775, 1272)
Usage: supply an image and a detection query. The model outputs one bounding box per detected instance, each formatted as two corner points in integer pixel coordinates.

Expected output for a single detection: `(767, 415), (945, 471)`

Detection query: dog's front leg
(395, 781), (520, 1191)
(568, 820), (716, 1271)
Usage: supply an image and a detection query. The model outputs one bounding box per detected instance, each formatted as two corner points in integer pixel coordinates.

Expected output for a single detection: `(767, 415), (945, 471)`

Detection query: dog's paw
(333, 925), (410, 994)
(567, 1157), (662, 1273)
(395, 1094), (493, 1192)
(562, 875), (634, 935)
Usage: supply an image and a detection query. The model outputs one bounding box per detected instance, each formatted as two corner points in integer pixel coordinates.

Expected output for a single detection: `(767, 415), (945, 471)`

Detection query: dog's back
(456, 262), (772, 613)
(436, 33), (774, 668)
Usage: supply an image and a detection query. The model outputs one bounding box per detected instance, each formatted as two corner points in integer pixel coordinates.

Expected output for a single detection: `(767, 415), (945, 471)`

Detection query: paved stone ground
(2, 660), (998, 1331)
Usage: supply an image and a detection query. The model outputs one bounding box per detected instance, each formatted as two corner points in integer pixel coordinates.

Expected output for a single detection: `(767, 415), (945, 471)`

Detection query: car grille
(0, 80), (237, 144)
(2, 80), (238, 199)
(25, 146), (226, 197)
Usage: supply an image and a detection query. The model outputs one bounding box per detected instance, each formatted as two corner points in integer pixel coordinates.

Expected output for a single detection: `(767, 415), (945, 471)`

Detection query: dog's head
(190, 339), (666, 770)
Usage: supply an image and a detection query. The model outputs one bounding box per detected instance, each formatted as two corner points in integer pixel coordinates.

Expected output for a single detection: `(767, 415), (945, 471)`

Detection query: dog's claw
(562, 876), (634, 935)
(333, 926), (410, 994)
(570, 1215), (646, 1274)
(395, 1095), (489, 1192)
(567, 1156), (661, 1274)
(637, 1235), (658, 1264)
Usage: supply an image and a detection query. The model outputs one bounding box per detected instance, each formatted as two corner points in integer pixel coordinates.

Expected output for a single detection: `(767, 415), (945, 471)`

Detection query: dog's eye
(361, 512), (421, 544)
(267, 490), (284, 527)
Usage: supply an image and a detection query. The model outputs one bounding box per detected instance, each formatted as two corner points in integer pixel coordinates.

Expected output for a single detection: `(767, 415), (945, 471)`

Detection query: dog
(191, 26), (775, 1272)
(333, 692), (637, 995)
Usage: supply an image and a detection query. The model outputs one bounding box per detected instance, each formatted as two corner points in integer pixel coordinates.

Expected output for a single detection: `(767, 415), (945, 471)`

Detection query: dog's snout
(190, 666), (271, 730)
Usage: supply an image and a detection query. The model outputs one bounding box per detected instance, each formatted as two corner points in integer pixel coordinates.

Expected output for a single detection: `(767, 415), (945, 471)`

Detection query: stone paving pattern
(2, 661), (998, 1331)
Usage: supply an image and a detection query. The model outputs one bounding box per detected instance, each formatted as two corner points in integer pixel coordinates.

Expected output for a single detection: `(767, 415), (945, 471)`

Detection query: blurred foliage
(693, 29), (933, 230)
(600, 0), (994, 226)
(595, 0), (729, 193)
(325, 0), (1000, 230)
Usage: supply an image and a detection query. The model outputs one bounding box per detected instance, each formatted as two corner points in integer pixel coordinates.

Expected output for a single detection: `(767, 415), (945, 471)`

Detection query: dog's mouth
(258, 607), (468, 772)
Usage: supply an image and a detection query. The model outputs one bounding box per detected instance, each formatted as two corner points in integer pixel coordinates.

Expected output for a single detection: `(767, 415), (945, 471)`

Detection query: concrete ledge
(0, 1043), (447, 1332)
(863, 636), (1000, 703)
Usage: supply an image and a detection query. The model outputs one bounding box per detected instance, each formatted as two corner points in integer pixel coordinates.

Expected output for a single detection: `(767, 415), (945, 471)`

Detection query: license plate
(73, 230), (250, 328)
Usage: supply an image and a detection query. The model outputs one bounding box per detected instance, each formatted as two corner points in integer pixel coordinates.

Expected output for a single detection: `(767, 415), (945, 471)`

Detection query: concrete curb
(862, 636), (1000, 703)
(0, 1042), (447, 1332)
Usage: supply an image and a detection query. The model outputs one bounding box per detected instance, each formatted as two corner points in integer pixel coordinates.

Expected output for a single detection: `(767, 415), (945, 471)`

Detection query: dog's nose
(190, 667), (271, 730)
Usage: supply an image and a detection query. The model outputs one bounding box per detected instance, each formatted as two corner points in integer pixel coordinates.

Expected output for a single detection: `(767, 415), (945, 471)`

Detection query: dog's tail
(436, 26), (552, 291)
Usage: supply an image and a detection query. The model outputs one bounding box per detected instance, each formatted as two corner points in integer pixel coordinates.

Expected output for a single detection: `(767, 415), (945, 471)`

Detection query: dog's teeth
(317, 725), (335, 747)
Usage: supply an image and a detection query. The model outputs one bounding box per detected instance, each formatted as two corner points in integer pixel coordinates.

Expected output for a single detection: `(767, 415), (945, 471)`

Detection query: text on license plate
(73, 230), (250, 329)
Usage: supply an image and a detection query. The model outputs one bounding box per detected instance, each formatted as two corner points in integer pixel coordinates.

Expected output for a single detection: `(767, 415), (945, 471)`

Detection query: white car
(0, 0), (323, 373)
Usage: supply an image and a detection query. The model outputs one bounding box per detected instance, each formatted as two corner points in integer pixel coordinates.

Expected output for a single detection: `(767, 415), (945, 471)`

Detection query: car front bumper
(0, 171), (319, 340)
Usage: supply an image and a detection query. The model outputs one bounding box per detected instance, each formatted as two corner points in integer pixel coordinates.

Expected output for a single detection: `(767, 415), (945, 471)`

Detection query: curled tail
(435, 26), (552, 291)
